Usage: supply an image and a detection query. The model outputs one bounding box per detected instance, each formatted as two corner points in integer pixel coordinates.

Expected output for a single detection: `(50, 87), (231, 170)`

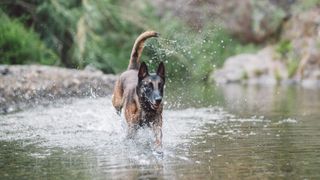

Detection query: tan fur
(128, 31), (159, 70)
(112, 31), (163, 149)
(111, 80), (123, 112)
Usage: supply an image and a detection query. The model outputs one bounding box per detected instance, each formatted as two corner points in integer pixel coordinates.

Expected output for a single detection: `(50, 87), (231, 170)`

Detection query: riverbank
(212, 7), (320, 86)
(0, 65), (117, 114)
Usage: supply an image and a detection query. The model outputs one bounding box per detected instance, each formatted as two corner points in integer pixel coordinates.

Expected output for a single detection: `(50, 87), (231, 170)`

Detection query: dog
(112, 31), (165, 152)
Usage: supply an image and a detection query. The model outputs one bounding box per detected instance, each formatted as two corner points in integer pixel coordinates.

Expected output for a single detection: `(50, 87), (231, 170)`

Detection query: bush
(0, 12), (58, 65)
(0, 0), (256, 82)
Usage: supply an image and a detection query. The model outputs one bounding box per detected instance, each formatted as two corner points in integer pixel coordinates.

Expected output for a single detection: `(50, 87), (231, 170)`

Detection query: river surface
(0, 84), (320, 179)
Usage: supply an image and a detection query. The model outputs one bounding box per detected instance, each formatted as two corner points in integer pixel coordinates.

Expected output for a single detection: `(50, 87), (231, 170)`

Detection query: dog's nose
(155, 97), (162, 104)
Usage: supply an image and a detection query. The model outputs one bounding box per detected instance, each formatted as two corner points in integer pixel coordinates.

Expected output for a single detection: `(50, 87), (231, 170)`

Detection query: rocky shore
(0, 65), (117, 114)
(212, 7), (320, 87)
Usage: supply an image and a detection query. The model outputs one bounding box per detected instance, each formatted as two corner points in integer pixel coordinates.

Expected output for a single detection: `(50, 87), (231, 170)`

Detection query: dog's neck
(139, 104), (162, 127)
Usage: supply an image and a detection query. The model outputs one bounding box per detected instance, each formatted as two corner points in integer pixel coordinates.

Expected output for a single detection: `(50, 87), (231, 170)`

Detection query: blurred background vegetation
(0, 0), (319, 81)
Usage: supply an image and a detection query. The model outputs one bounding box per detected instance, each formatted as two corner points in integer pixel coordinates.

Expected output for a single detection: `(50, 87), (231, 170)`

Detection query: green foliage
(275, 40), (299, 78)
(0, 0), (257, 81)
(287, 58), (300, 78)
(276, 40), (292, 58)
(275, 69), (282, 82)
(242, 72), (249, 80)
(34, 0), (82, 67)
(254, 69), (264, 77)
(78, 0), (146, 73)
(0, 12), (58, 65)
(141, 17), (258, 81)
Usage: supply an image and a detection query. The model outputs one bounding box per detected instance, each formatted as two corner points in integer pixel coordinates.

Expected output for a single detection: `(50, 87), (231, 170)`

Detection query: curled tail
(128, 31), (159, 70)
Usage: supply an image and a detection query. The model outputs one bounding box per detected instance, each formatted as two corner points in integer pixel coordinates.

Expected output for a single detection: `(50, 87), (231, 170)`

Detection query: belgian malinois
(112, 31), (165, 152)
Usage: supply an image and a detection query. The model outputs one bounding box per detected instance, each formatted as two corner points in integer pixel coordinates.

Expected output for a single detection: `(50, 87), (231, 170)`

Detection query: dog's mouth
(143, 97), (162, 110)
(150, 103), (159, 110)
(150, 102), (161, 110)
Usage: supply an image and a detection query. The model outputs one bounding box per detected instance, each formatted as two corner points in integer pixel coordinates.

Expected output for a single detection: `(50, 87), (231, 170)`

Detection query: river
(0, 84), (320, 179)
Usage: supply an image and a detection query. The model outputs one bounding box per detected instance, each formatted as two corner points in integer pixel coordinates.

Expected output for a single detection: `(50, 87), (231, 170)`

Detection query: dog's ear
(157, 62), (165, 79)
(138, 62), (149, 80)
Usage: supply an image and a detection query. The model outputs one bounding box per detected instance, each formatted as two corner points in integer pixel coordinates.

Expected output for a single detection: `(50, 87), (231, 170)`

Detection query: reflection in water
(0, 84), (320, 179)
(219, 84), (320, 118)
(215, 84), (320, 179)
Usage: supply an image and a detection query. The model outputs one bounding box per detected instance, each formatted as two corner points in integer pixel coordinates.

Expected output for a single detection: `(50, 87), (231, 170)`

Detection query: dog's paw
(153, 149), (164, 158)
(116, 110), (121, 116)
(153, 145), (164, 157)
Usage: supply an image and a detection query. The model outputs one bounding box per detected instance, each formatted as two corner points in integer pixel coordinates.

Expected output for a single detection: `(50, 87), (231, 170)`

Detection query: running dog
(112, 31), (165, 151)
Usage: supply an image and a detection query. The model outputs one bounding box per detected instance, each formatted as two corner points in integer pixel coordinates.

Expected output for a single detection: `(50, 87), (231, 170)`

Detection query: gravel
(0, 65), (117, 114)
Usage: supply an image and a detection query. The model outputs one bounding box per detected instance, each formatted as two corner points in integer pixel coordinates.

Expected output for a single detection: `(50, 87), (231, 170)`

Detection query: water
(1, 84), (320, 179)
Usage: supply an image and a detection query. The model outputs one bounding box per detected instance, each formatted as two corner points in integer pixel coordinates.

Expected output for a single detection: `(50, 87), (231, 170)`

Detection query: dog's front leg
(152, 121), (163, 152)
(124, 102), (140, 139)
(112, 79), (123, 115)
(127, 124), (138, 139)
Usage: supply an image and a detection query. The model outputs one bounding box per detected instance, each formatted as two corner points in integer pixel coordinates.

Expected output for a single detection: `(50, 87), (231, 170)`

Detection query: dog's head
(137, 62), (165, 111)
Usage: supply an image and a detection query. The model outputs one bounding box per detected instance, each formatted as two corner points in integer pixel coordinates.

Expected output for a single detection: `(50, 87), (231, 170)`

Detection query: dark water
(1, 84), (320, 179)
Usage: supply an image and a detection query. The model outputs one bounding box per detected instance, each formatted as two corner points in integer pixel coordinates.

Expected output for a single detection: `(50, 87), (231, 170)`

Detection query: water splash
(0, 96), (306, 179)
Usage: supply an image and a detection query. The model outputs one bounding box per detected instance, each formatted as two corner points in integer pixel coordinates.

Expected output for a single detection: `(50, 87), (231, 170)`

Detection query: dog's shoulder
(120, 69), (138, 81)
(120, 69), (138, 92)
(120, 69), (138, 83)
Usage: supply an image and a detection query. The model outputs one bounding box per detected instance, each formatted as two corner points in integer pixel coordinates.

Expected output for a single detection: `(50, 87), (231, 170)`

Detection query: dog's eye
(148, 82), (153, 89)
(144, 87), (152, 94)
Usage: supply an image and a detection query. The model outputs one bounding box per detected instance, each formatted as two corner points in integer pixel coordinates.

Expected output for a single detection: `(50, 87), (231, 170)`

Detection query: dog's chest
(138, 111), (157, 127)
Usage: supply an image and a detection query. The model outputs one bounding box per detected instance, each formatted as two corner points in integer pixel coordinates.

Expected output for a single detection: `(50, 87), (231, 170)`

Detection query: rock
(212, 47), (287, 85)
(84, 64), (103, 74)
(281, 7), (320, 81)
(0, 65), (10, 75)
(223, 0), (287, 43)
(213, 7), (320, 87)
(282, 7), (320, 40)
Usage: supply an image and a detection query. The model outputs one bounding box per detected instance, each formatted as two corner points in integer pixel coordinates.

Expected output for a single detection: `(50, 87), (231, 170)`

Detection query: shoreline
(0, 65), (117, 114)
